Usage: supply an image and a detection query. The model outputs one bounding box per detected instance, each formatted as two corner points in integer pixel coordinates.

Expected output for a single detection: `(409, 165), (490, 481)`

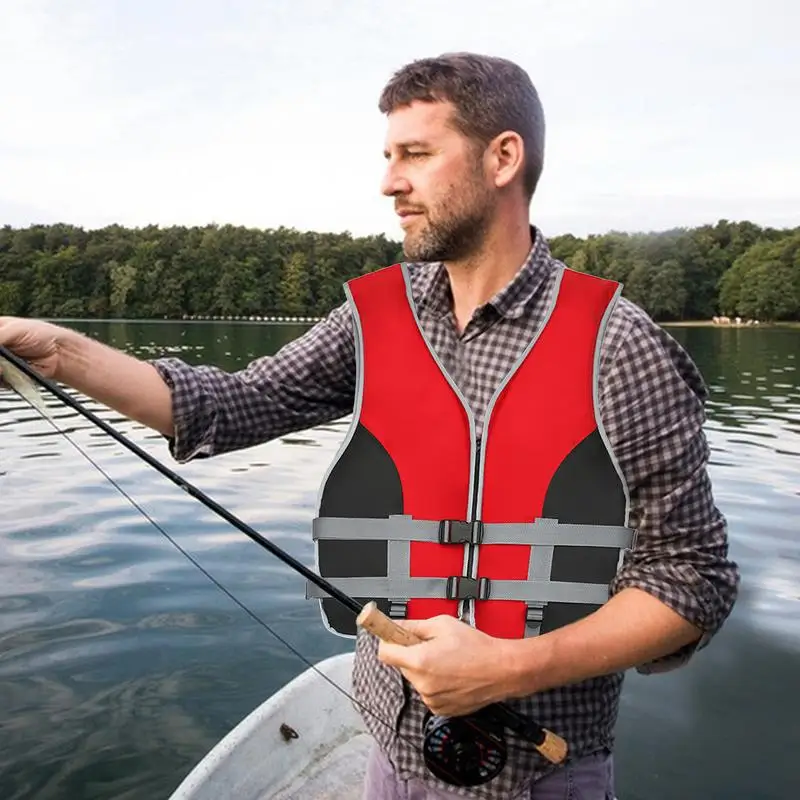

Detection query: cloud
(0, 0), (797, 237)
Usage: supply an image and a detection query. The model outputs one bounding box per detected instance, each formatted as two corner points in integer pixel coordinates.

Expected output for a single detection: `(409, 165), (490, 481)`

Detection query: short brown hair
(378, 52), (545, 199)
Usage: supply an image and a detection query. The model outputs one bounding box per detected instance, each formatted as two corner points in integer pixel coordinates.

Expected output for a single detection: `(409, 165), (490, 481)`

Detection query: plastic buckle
(438, 519), (484, 545)
(525, 602), (546, 626)
(445, 576), (490, 600)
(388, 600), (408, 620)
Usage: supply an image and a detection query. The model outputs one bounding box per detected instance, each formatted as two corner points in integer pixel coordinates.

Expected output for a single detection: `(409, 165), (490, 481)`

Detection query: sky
(1, 0), (798, 241)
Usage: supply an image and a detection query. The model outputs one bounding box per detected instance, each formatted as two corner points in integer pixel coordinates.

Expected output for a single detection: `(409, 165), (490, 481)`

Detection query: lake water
(1, 321), (798, 800)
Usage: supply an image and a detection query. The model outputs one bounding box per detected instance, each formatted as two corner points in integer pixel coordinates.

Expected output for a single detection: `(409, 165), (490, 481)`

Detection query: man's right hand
(0, 316), (175, 438)
(0, 316), (62, 381)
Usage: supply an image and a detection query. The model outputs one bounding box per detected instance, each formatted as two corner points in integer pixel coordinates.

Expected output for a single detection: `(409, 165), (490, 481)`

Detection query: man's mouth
(397, 208), (425, 225)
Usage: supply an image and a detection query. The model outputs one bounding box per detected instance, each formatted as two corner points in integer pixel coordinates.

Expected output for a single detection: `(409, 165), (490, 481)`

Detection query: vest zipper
(463, 440), (481, 625)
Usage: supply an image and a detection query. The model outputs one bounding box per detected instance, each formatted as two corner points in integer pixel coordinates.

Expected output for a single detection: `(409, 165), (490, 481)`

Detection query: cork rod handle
(356, 601), (423, 646)
(355, 600), (568, 765)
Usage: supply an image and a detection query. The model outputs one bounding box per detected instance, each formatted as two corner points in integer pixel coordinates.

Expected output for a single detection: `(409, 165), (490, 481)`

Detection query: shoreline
(660, 320), (800, 329)
(43, 317), (800, 329)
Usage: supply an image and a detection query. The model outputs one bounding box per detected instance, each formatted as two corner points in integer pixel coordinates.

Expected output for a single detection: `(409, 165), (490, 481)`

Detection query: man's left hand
(376, 615), (516, 716)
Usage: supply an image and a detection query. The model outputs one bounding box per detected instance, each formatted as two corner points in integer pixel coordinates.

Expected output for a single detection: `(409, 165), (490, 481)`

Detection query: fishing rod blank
(0, 344), (360, 616)
(0, 343), (569, 773)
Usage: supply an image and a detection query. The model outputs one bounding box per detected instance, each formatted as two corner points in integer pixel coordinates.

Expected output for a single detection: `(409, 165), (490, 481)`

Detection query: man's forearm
(56, 327), (174, 437)
(503, 588), (702, 699)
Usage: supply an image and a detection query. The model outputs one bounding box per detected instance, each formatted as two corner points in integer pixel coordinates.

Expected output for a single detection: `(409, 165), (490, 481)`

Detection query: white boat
(168, 651), (370, 800)
(168, 650), (621, 800)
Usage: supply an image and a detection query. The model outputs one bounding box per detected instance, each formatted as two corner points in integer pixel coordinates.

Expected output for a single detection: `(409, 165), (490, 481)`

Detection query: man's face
(381, 100), (495, 262)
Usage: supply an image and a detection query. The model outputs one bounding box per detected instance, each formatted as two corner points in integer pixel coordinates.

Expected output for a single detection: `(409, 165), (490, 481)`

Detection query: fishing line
(20, 408), (436, 755)
(0, 353), (490, 788)
(0, 345), (567, 790)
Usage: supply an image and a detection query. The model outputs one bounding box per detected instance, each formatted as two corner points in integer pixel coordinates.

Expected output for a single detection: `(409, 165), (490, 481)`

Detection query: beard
(401, 174), (495, 263)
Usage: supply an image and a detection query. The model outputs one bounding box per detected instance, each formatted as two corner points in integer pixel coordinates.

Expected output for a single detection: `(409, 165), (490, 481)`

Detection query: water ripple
(1, 322), (799, 800)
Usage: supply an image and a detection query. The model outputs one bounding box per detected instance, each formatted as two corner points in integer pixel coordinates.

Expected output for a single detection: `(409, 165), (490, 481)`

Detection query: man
(0, 53), (738, 799)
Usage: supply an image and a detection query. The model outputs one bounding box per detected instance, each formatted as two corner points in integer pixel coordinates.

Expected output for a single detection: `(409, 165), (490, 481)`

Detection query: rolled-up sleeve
(150, 301), (356, 463)
(601, 302), (740, 673)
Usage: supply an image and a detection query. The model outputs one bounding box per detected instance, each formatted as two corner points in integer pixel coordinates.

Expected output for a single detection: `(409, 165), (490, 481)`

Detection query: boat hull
(168, 651), (369, 800)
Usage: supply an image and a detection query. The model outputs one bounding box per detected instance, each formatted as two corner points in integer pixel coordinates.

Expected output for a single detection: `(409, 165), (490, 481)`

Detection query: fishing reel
(421, 701), (555, 787)
(422, 707), (507, 786)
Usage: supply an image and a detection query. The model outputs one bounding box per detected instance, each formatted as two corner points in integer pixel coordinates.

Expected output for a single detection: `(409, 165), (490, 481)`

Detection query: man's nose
(381, 165), (411, 197)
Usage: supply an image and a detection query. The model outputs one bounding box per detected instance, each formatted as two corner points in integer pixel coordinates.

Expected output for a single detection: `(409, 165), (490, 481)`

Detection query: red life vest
(307, 263), (634, 640)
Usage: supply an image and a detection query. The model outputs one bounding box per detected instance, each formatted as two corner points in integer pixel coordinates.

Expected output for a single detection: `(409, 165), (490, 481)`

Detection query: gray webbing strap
(387, 540), (410, 581)
(306, 577), (447, 600)
(528, 545), (554, 581)
(306, 576), (609, 605)
(313, 516), (635, 548)
(525, 546), (554, 636)
(487, 520), (635, 548)
(313, 516), (434, 541)
(487, 580), (609, 604)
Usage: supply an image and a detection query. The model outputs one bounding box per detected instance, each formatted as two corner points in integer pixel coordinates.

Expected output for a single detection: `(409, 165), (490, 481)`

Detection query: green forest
(0, 219), (798, 323)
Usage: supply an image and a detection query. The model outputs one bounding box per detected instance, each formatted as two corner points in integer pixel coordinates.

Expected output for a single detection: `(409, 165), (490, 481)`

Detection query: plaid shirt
(152, 228), (739, 798)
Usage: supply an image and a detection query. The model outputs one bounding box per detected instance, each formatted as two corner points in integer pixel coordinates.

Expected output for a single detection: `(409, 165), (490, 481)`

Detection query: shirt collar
(411, 226), (556, 321)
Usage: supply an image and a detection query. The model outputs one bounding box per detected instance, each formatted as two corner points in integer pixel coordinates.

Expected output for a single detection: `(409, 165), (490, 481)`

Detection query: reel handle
(355, 601), (568, 765)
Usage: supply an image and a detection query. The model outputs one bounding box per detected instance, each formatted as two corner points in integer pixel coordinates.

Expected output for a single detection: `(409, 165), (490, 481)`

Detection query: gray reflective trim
(311, 282), (366, 640)
(312, 516), (636, 549)
(306, 576), (609, 605)
(592, 280), (631, 523)
(314, 283), (365, 520)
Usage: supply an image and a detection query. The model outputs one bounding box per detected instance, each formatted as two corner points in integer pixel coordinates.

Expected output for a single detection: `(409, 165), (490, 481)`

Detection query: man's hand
(376, 589), (704, 718)
(0, 317), (62, 381)
(377, 615), (515, 716)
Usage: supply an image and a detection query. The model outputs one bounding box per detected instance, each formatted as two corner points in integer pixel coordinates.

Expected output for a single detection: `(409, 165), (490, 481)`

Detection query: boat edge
(167, 651), (360, 799)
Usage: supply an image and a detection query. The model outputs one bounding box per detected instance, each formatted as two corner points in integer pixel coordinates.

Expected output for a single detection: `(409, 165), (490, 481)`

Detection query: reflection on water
(1, 321), (799, 799)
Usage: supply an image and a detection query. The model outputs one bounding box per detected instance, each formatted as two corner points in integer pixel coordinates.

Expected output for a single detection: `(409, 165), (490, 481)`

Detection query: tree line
(0, 219), (798, 322)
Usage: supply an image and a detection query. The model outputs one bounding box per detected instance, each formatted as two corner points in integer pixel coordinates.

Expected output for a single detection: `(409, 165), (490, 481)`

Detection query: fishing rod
(0, 344), (568, 786)
(0, 344), (358, 616)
